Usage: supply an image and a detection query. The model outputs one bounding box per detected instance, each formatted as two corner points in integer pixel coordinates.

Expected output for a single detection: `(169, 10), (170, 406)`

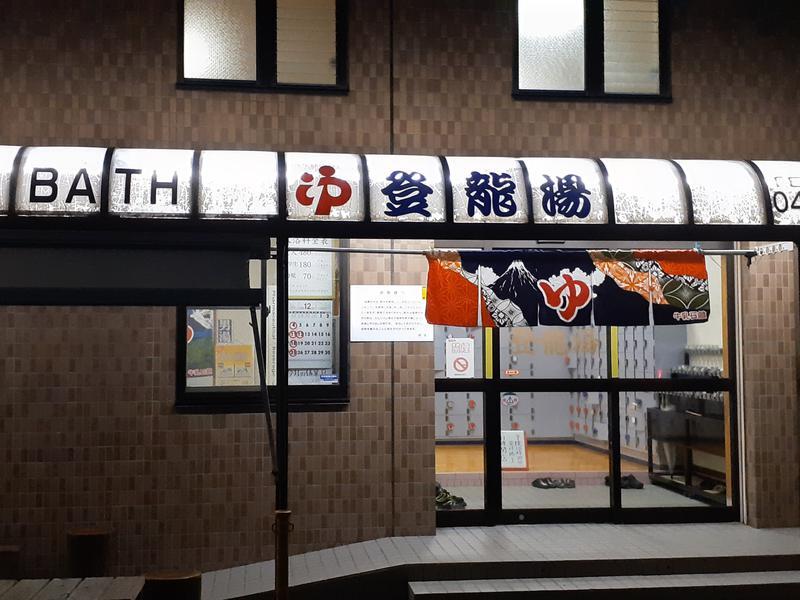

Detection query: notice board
(350, 285), (433, 342)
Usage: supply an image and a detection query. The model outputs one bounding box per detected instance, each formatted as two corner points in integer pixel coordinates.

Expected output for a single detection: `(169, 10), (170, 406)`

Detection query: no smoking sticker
(453, 357), (470, 373)
(446, 337), (474, 378)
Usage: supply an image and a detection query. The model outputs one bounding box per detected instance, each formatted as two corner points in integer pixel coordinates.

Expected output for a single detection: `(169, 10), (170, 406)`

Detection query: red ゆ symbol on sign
(453, 357), (470, 373)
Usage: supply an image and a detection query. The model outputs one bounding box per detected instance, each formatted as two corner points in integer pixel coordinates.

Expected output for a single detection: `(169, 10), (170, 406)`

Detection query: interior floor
(436, 443), (713, 510)
(435, 442), (641, 473)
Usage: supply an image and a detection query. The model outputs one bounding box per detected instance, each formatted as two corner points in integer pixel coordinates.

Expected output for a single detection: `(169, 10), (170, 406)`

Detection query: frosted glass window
(199, 151), (279, 218)
(15, 147), (105, 216)
(604, 0), (660, 94)
(285, 153), (364, 221)
(602, 158), (687, 224)
(0, 145), (19, 215)
(277, 0), (337, 85)
(524, 157), (608, 223)
(752, 161), (800, 226)
(518, 0), (586, 92)
(446, 157), (529, 224)
(677, 160), (766, 225)
(366, 155), (446, 223)
(183, 0), (257, 80)
(109, 149), (194, 218)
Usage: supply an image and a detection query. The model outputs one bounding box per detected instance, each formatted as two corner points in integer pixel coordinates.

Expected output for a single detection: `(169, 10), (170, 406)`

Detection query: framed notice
(288, 300), (334, 369)
(350, 285), (433, 342)
(501, 430), (529, 471)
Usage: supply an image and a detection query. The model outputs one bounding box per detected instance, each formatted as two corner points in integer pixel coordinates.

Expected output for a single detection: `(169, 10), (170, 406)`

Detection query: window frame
(175, 243), (351, 414)
(513, 0), (671, 102)
(176, 0), (349, 95)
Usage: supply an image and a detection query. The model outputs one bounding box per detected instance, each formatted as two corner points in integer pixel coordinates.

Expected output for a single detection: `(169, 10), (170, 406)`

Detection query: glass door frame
(436, 259), (740, 527)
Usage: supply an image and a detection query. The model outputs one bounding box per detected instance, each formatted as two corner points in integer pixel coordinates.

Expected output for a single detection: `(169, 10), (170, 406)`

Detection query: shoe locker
(435, 391), (484, 440)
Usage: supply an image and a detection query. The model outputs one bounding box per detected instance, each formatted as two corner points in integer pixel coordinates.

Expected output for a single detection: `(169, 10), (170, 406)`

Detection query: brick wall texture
(0, 0), (799, 576)
(740, 245), (800, 528)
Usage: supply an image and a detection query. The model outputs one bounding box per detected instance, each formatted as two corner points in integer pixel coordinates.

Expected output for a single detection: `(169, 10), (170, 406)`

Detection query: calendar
(288, 300), (334, 369)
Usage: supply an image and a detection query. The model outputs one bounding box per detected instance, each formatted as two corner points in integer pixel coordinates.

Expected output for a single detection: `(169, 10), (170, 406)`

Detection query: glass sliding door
(435, 251), (739, 526)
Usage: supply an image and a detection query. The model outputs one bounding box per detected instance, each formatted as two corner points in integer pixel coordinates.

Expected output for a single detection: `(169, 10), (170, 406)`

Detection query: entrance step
(409, 571), (800, 599)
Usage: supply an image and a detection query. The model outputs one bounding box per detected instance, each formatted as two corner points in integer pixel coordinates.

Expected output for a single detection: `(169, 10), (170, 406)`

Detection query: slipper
(622, 474), (644, 489)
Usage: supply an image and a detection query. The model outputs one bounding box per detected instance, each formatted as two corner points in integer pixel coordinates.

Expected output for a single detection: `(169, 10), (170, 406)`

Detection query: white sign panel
(288, 300), (334, 368)
(109, 148), (194, 217)
(199, 150), (279, 218)
(15, 146), (105, 215)
(601, 158), (688, 225)
(350, 285), (433, 342)
(445, 337), (475, 378)
(288, 237), (334, 298)
(285, 152), (364, 221)
(0, 145), (20, 215)
(447, 156), (528, 223)
(501, 430), (528, 470)
(366, 154), (446, 222)
(523, 157), (608, 224)
(677, 159), (766, 225)
(753, 160), (800, 226)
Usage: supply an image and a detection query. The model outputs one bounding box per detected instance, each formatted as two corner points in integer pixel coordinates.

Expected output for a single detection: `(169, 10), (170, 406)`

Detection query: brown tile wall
(1, 0), (800, 577)
(0, 240), (433, 577)
(740, 245), (800, 528)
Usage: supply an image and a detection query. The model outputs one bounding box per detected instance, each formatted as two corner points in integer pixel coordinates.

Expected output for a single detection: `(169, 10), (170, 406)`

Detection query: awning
(1, 145), (798, 240)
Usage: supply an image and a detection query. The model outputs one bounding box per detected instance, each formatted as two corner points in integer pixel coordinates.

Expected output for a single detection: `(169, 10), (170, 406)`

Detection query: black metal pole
(276, 236), (290, 511)
(248, 304), (277, 479)
(608, 325), (622, 517)
(485, 328), (502, 521)
(274, 235), (290, 600)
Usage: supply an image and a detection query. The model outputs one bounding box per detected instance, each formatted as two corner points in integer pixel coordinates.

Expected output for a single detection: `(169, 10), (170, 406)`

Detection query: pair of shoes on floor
(604, 474), (645, 489)
(435, 481), (467, 509)
(531, 477), (575, 489)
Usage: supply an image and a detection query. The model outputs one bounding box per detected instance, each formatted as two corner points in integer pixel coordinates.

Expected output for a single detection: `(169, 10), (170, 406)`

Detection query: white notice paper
(350, 285), (433, 342)
(445, 337), (475, 378)
(288, 237), (334, 299)
(501, 430), (528, 470)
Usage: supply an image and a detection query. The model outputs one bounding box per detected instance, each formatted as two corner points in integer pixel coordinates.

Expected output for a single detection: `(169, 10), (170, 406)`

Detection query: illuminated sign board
(0, 145), (787, 227)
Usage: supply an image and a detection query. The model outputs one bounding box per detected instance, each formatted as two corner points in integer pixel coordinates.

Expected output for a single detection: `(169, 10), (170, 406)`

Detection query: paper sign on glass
(446, 337), (475, 378)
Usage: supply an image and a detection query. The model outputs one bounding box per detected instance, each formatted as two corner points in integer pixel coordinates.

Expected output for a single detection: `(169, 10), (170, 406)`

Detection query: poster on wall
(186, 308), (214, 387)
(350, 285), (433, 342)
(288, 300), (334, 369)
(288, 237), (335, 299)
(215, 344), (255, 386)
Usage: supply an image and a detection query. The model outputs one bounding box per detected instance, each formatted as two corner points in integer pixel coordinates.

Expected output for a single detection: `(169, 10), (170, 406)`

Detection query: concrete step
(409, 571), (800, 599)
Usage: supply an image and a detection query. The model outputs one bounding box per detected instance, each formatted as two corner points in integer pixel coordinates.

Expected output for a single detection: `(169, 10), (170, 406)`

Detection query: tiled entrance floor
(200, 523), (800, 600)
